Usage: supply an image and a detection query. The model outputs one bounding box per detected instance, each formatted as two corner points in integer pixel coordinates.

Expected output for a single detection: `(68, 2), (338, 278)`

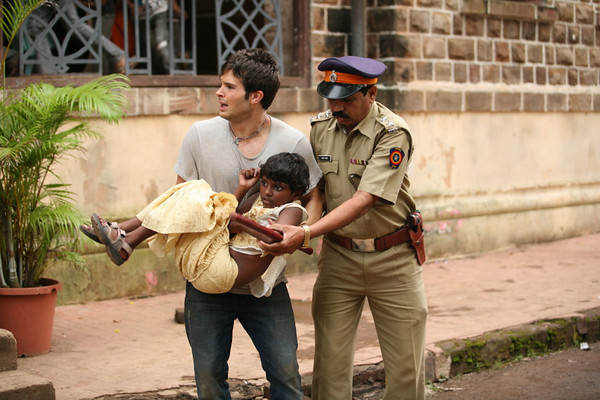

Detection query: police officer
(261, 56), (428, 400)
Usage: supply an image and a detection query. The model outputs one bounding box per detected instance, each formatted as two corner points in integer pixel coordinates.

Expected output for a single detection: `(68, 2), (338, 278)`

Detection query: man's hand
(259, 222), (305, 256)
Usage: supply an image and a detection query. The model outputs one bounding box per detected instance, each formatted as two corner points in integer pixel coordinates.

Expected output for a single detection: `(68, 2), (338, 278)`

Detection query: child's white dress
(136, 179), (307, 296)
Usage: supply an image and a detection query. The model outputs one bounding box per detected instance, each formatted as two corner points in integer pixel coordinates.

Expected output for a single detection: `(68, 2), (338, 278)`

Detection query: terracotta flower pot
(0, 278), (62, 356)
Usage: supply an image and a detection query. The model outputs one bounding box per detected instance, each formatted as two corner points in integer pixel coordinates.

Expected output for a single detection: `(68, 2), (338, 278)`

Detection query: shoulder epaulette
(375, 114), (401, 134)
(310, 110), (333, 124)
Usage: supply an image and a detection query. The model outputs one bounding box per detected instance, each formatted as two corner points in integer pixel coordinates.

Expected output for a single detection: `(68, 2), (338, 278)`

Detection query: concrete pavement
(15, 233), (600, 399)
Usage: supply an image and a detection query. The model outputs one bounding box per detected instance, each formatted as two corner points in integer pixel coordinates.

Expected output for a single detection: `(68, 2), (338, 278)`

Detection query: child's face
(259, 176), (301, 208)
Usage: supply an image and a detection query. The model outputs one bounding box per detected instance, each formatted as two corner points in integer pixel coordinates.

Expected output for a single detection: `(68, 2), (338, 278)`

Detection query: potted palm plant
(0, 0), (129, 355)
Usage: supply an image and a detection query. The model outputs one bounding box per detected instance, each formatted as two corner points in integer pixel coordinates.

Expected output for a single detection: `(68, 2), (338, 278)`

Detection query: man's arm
(301, 186), (324, 225)
(259, 190), (377, 255)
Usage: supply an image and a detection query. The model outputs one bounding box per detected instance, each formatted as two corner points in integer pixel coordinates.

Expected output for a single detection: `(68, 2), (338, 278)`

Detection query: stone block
(527, 44), (543, 64)
(568, 67), (578, 86)
(502, 65), (521, 85)
(469, 64), (481, 83)
(538, 23), (552, 42)
(423, 37), (446, 59)
(522, 66), (534, 83)
(511, 43), (525, 63)
(397, 90), (425, 112)
(574, 47), (589, 67)
(454, 63), (467, 83)
(556, 1), (573, 23)
(426, 91), (462, 112)
(503, 20), (519, 39)
(579, 70), (598, 86)
(432, 11), (451, 35)
(487, 18), (501, 38)
(167, 87), (199, 114)
(547, 93), (568, 111)
(553, 23), (567, 43)
(465, 92), (492, 111)
(548, 67), (566, 85)
(0, 370), (55, 400)
(568, 26), (580, 44)
(535, 66), (547, 85)
(477, 40), (493, 61)
(462, 0), (485, 15)
(495, 41), (510, 62)
(327, 8), (352, 33)
(569, 94), (592, 112)
(465, 15), (484, 36)
(0, 330), (17, 372)
(409, 9), (430, 33)
(367, 7), (400, 32)
(522, 21), (536, 40)
(488, 0), (536, 20)
(435, 62), (452, 81)
(312, 33), (346, 58)
(483, 64), (500, 83)
(523, 93), (545, 111)
(495, 92), (521, 112)
(575, 3), (594, 24)
(416, 61), (433, 80)
(556, 46), (574, 65)
(448, 38), (475, 60)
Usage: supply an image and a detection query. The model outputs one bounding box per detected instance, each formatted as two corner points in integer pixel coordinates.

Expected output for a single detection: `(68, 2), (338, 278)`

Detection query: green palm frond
(1, 74), (129, 287)
(1, 0), (51, 86)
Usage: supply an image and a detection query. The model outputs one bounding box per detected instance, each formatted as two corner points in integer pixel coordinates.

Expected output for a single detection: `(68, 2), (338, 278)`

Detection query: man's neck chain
(230, 115), (269, 146)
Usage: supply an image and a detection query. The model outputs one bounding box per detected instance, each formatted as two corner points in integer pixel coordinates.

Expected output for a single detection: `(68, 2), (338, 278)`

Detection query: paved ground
(16, 233), (600, 400)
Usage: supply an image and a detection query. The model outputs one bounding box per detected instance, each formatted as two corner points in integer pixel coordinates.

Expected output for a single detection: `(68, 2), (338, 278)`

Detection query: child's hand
(239, 168), (260, 190)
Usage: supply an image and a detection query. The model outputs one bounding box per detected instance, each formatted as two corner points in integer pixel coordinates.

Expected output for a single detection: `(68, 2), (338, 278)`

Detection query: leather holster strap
(325, 228), (411, 253)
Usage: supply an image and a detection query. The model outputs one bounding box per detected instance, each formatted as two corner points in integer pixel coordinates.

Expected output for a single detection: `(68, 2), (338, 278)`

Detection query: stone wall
(48, 0), (600, 304)
(312, 0), (600, 112)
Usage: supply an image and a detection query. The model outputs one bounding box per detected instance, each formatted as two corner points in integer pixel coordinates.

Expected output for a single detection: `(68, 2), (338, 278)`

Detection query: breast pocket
(319, 161), (341, 198)
(348, 164), (366, 192)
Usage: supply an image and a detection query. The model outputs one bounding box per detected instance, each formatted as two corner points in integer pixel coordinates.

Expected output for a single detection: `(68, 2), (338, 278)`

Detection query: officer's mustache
(332, 111), (350, 119)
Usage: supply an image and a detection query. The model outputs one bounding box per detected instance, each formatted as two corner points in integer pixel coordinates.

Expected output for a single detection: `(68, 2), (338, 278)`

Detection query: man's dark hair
(260, 153), (310, 194)
(359, 84), (375, 96)
(220, 48), (280, 110)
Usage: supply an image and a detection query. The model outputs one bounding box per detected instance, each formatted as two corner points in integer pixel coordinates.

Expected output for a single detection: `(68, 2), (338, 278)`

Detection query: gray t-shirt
(174, 116), (322, 295)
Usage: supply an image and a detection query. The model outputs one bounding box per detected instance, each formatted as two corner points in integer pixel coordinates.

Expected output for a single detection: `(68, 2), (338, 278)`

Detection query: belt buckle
(351, 238), (376, 252)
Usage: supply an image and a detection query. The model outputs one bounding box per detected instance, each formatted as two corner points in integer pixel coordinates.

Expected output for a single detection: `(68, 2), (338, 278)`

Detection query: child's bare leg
(229, 249), (274, 288)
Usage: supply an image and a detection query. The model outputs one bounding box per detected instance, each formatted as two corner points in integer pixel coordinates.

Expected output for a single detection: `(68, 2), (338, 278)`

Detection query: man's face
(327, 86), (377, 131)
(216, 70), (251, 123)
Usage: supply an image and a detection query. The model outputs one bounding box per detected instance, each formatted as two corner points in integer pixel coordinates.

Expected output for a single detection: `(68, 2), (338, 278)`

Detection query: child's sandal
(91, 214), (133, 266)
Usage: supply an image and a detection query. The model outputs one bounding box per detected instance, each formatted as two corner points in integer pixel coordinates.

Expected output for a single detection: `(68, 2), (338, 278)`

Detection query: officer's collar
(341, 102), (378, 139)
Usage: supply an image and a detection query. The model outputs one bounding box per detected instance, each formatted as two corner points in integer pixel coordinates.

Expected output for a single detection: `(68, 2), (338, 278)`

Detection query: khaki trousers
(311, 240), (428, 400)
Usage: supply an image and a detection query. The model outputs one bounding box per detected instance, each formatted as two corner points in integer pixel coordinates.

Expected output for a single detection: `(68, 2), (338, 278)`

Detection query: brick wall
(312, 0), (600, 113)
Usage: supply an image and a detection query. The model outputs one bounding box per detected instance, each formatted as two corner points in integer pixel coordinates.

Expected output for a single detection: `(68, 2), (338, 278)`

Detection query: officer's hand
(259, 223), (305, 256)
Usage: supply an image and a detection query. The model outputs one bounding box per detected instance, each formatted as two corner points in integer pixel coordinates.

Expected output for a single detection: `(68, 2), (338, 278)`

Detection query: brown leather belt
(325, 228), (411, 253)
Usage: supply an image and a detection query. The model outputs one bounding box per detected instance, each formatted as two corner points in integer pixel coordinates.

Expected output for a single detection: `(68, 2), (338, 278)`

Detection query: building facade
(4, 0), (598, 303)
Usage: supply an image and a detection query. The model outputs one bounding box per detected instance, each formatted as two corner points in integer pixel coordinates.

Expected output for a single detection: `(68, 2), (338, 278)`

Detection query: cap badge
(330, 70), (337, 82)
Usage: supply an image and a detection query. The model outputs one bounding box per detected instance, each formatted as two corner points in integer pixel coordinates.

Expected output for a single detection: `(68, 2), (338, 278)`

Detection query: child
(84, 152), (310, 297)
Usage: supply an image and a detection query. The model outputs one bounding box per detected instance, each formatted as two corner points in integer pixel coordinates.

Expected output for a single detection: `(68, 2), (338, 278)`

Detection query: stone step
(0, 329), (17, 372)
(0, 370), (56, 400)
(0, 329), (56, 400)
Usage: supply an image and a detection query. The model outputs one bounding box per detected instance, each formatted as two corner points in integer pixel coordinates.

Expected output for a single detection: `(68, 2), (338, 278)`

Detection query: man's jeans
(184, 281), (304, 400)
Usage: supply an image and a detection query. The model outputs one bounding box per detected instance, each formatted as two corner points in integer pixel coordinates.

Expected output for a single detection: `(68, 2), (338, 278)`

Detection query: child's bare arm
(232, 168), (259, 203)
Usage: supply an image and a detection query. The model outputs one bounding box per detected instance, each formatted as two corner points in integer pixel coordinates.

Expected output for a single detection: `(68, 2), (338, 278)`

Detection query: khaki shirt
(310, 101), (416, 239)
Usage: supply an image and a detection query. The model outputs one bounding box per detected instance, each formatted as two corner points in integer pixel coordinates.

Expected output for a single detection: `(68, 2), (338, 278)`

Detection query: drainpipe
(351, 0), (365, 56)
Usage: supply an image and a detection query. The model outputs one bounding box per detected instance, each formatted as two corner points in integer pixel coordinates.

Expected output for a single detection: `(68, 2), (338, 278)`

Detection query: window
(2, 0), (309, 86)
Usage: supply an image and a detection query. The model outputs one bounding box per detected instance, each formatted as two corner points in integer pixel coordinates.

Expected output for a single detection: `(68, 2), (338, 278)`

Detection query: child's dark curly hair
(260, 152), (310, 194)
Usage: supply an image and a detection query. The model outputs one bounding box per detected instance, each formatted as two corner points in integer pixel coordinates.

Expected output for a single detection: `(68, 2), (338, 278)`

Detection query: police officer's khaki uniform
(309, 102), (428, 400)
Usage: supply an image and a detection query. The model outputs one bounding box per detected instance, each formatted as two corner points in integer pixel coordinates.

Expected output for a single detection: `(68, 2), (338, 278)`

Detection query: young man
(175, 49), (322, 399)
(261, 56), (428, 400)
